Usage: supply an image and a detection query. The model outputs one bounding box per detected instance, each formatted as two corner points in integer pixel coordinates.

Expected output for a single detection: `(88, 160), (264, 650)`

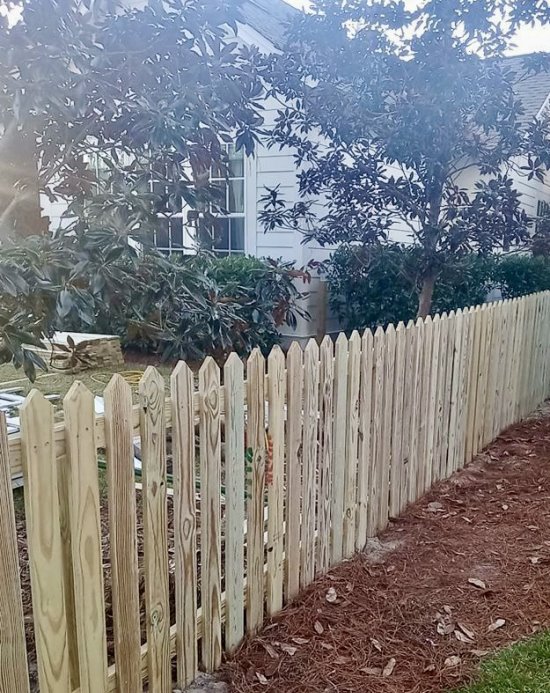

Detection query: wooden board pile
(27, 331), (124, 373)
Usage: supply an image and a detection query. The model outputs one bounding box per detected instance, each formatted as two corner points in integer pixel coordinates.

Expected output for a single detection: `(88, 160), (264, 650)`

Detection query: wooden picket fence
(1, 291), (550, 692)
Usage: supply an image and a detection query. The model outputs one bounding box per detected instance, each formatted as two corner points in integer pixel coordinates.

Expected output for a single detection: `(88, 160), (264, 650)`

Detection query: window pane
(230, 218), (245, 252)
(157, 218), (170, 248)
(228, 180), (244, 213)
(228, 145), (244, 177)
(170, 217), (183, 249)
(212, 218), (229, 251)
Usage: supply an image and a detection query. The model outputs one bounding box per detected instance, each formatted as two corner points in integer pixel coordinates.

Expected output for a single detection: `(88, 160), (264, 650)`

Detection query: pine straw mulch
(224, 408), (550, 693)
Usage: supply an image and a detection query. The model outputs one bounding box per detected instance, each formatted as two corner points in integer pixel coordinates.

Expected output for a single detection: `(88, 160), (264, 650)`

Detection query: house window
(207, 144), (246, 256)
(150, 144), (246, 255)
(536, 200), (550, 233)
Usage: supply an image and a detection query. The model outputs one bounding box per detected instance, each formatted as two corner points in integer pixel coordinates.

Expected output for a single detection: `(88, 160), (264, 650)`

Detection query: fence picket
(300, 339), (320, 587)
(223, 354), (245, 652)
(343, 331), (361, 556)
(0, 412), (29, 693)
(389, 322), (406, 517)
(318, 336), (334, 570)
(465, 307), (482, 464)
(64, 382), (108, 692)
(198, 359), (223, 670)
(356, 329), (373, 547)
(416, 316), (432, 495)
(285, 342), (303, 600)
(104, 375), (141, 693)
(425, 315), (440, 491)
(401, 321), (416, 505)
(267, 346), (286, 614)
(139, 368), (171, 690)
(408, 319), (423, 503)
(456, 309), (472, 469)
(246, 349), (266, 634)
(379, 324), (396, 529)
(369, 326), (385, 532)
(331, 333), (348, 559)
(20, 391), (71, 692)
(447, 309), (464, 474)
(171, 362), (198, 682)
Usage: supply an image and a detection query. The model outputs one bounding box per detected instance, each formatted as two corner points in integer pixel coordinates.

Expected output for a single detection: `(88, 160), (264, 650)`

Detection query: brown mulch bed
(224, 408), (550, 693)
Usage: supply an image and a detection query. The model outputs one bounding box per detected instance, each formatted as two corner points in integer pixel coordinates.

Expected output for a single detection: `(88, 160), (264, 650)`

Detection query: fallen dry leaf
(361, 666), (382, 676)
(291, 637), (309, 645)
(468, 577), (487, 589)
(457, 623), (476, 641)
(488, 618), (506, 632)
(454, 629), (473, 643)
(325, 587), (338, 603)
(470, 649), (490, 657)
(530, 556), (541, 565)
(278, 643), (297, 656)
(382, 658), (396, 677)
(255, 672), (268, 685)
(444, 655), (461, 668)
(261, 642), (278, 659)
(314, 620), (324, 635)
(371, 638), (382, 652)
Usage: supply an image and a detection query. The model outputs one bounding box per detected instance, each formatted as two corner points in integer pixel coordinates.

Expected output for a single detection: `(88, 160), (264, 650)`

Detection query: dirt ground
(224, 407), (550, 693)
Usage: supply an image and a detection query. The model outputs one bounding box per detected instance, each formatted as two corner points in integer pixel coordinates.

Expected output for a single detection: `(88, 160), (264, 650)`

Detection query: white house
(41, 0), (550, 342)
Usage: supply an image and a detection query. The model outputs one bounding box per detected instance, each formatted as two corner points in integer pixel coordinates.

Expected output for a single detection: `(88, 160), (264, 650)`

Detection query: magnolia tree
(259, 0), (550, 317)
(0, 0), (264, 239)
(0, 0), (267, 374)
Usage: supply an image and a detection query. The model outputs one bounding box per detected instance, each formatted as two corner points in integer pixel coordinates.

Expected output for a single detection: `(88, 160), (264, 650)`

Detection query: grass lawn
(457, 631), (550, 693)
(0, 360), (174, 403)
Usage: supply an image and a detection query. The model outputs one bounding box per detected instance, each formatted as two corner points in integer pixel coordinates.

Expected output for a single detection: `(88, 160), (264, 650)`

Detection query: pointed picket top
(64, 379), (94, 414)
(287, 340), (303, 359)
(304, 337), (320, 361)
(268, 344), (285, 366)
(424, 315), (433, 327)
(171, 359), (194, 388)
(374, 324), (385, 338)
(224, 351), (244, 378)
(139, 364), (166, 395)
(396, 321), (405, 332)
(448, 309), (456, 319)
(247, 347), (265, 375)
(415, 316), (423, 328)
(20, 387), (53, 419)
(433, 313), (440, 325)
(362, 327), (373, 349)
(385, 322), (396, 337)
(320, 333), (333, 352)
(440, 312), (448, 321)
(406, 319), (415, 330)
(104, 372), (132, 408)
(335, 330), (348, 348)
(455, 308), (463, 317)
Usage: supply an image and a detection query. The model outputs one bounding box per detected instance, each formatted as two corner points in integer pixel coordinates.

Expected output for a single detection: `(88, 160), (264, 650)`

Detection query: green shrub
(326, 244), (495, 330)
(0, 230), (308, 377)
(493, 254), (550, 298)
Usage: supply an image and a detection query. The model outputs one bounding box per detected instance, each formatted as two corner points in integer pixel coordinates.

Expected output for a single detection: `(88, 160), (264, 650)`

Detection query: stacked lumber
(26, 331), (124, 373)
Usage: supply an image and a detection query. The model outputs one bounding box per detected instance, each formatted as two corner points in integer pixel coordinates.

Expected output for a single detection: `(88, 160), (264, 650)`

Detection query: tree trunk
(0, 124), (45, 241)
(417, 273), (436, 319)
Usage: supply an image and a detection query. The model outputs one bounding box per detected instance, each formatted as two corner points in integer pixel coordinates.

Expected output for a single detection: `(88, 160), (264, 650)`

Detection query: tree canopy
(259, 0), (550, 316)
(0, 0), (264, 240)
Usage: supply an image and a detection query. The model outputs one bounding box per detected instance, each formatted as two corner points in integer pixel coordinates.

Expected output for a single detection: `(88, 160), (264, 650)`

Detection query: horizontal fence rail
(2, 291), (550, 692)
